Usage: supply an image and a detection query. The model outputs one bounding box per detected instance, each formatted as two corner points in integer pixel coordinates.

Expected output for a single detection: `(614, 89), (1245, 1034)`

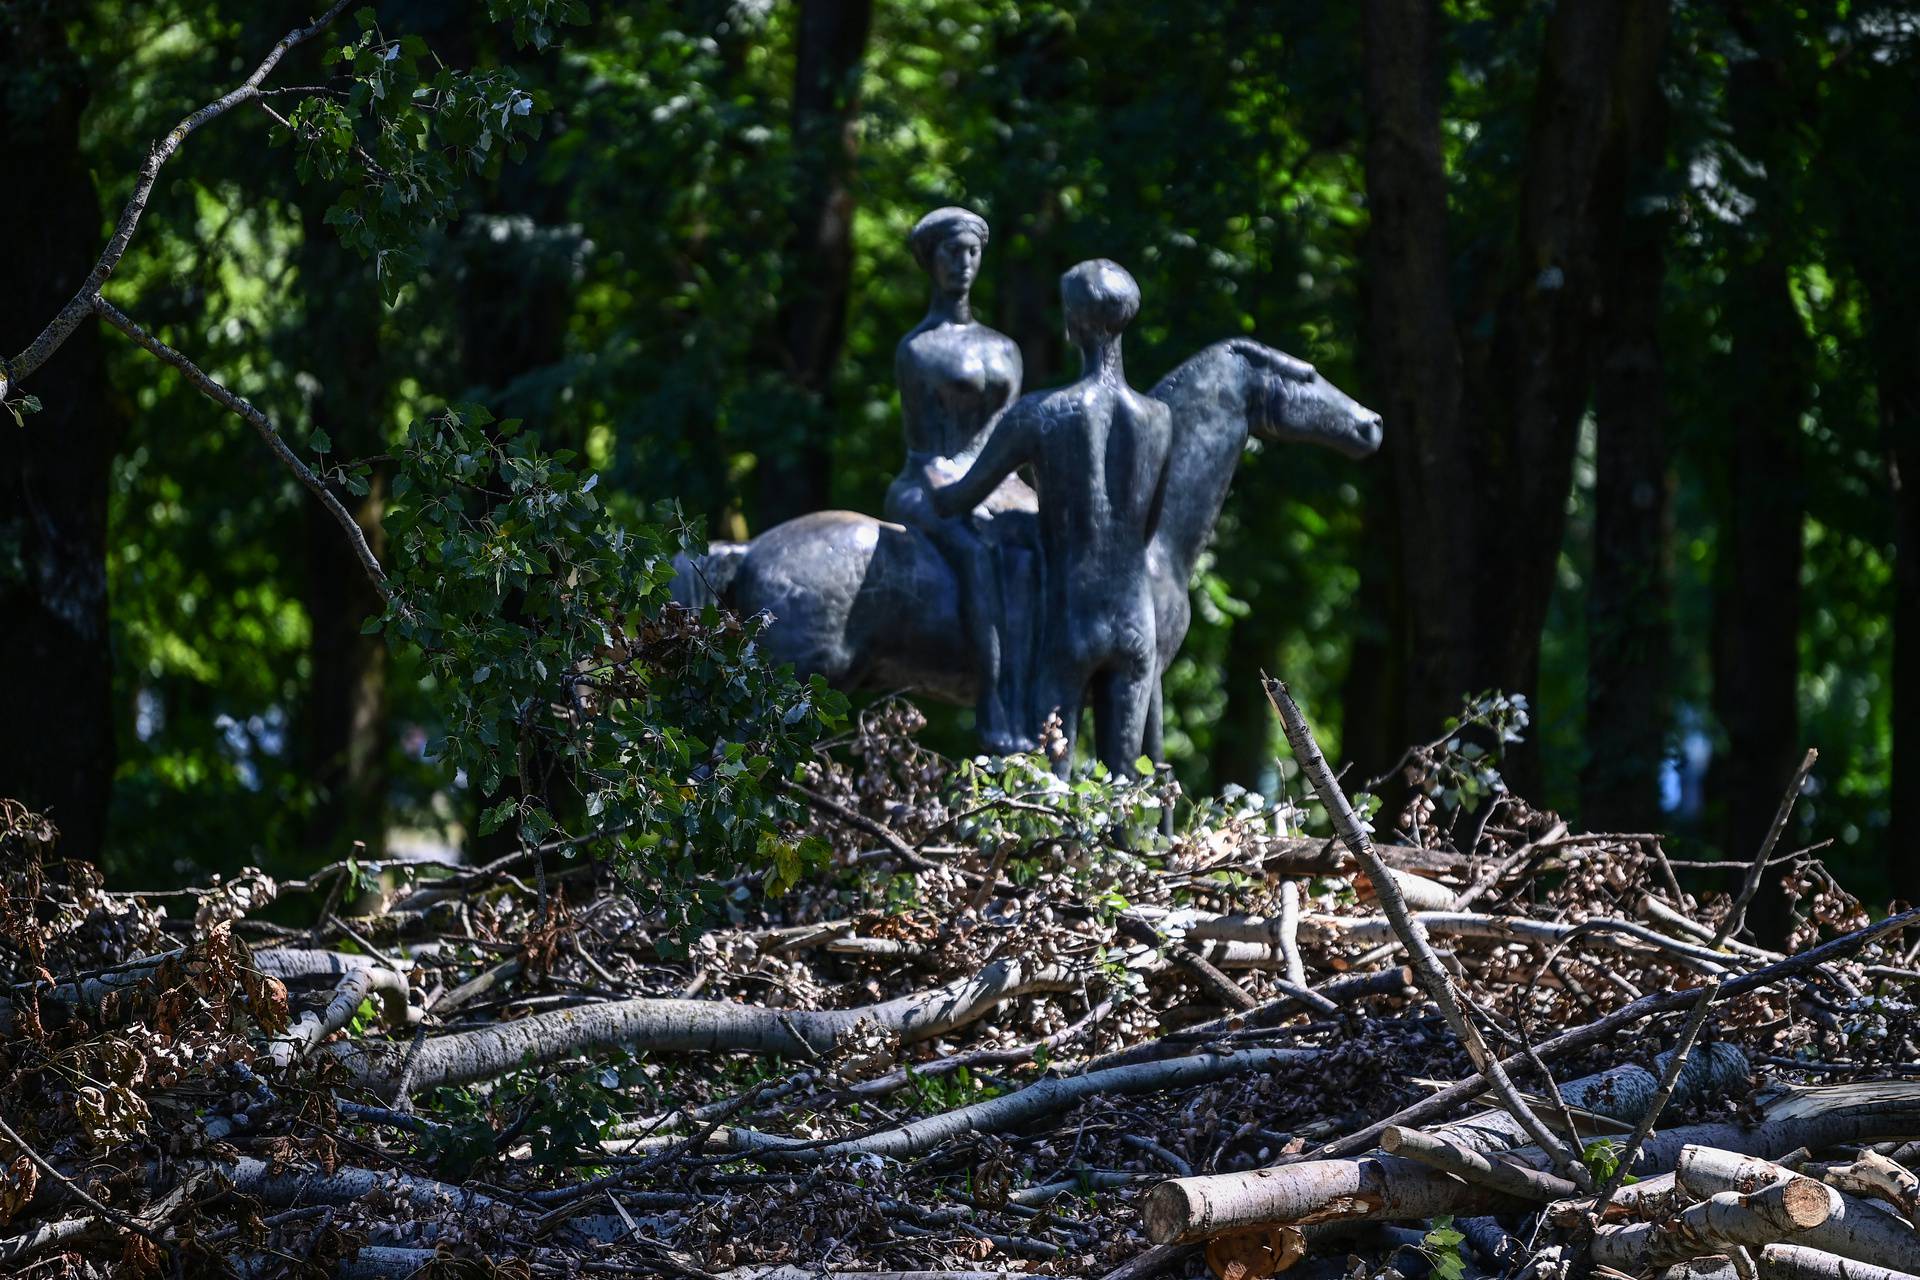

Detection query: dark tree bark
(1358, 0), (1473, 753)
(756, 0), (874, 527)
(1213, 611), (1278, 792)
(298, 201), (391, 863)
(0, 11), (118, 855)
(1357, 0), (1642, 802)
(1582, 0), (1673, 833)
(1708, 51), (1813, 947)
(1471, 0), (1627, 797)
(1863, 278), (1920, 906)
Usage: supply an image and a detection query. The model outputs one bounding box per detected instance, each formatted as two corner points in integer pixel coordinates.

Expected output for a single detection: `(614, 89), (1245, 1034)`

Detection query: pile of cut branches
(3, 691), (1917, 1280)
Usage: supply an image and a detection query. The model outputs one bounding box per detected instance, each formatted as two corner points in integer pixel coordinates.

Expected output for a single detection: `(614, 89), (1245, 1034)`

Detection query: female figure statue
(883, 207), (1036, 751)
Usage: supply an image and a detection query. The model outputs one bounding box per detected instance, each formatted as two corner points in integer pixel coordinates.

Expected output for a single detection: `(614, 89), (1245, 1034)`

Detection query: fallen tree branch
(1678, 1146), (1920, 1273)
(1141, 1044), (1748, 1242)
(718, 1048), (1316, 1162)
(1314, 904), (1920, 1160)
(1381, 1125), (1581, 1202)
(268, 963), (415, 1070)
(1588, 1182), (1838, 1270)
(1758, 1243), (1920, 1280)
(338, 955), (1082, 1093)
(1264, 676), (1587, 1183)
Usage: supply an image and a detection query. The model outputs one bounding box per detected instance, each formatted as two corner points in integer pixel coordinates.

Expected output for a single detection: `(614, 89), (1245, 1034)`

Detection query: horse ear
(1228, 338), (1316, 382)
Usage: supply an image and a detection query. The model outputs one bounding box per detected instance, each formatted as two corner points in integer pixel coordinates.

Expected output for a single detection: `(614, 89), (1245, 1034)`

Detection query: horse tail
(671, 542), (750, 609)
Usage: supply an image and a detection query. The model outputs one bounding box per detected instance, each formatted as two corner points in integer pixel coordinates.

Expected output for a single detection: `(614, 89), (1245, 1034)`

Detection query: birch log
(1142, 1043), (1749, 1242)
(1678, 1146), (1920, 1273)
(1758, 1244), (1920, 1280)
(1588, 1183), (1839, 1269)
(338, 955), (1080, 1092)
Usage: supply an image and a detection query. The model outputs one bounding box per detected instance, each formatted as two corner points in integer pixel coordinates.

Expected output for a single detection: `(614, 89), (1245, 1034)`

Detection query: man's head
(1060, 259), (1140, 349)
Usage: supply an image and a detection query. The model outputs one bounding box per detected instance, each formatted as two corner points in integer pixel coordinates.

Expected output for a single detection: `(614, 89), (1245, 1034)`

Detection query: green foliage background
(25, 0), (1910, 898)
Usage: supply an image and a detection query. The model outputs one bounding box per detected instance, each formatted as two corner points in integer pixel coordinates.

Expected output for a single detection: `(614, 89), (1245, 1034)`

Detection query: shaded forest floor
(3, 705), (1918, 1280)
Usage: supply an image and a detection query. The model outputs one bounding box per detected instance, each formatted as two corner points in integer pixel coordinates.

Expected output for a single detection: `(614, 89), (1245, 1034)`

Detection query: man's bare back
(933, 259), (1171, 774)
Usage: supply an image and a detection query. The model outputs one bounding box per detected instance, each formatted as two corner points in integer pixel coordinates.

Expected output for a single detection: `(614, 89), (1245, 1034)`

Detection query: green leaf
(310, 427), (333, 454)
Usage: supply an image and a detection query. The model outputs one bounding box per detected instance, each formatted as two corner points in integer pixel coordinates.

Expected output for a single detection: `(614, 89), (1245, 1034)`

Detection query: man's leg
(1092, 628), (1158, 777)
(1035, 656), (1086, 779)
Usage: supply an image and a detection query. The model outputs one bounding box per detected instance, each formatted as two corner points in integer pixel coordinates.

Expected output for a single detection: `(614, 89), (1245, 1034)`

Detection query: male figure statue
(933, 259), (1171, 777)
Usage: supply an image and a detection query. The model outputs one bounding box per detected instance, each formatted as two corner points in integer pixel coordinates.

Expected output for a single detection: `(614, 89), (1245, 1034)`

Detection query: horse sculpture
(672, 338), (1382, 758)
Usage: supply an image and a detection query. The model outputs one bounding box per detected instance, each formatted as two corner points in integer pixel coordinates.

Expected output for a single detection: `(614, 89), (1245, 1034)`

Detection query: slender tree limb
(2, 0), (355, 387)
(1277, 880), (1308, 988)
(719, 1048), (1315, 1162)
(1381, 1125), (1582, 1201)
(1264, 675), (1588, 1184)
(92, 297), (397, 604)
(1313, 904), (1920, 1160)
(1593, 977), (1724, 1210)
(1716, 748), (1818, 948)
(0, 1114), (170, 1253)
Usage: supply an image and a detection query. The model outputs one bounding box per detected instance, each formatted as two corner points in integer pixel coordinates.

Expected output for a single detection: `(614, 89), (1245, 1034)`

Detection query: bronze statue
(670, 217), (1384, 769)
(931, 260), (1169, 775)
(882, 208), (1036, 752)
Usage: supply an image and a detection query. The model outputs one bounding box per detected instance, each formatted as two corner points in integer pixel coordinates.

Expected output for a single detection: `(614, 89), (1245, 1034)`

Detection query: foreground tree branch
(1, 0), (354, 388)
(93, 297), (396, 601)
(1264, 676), (1587, 1181)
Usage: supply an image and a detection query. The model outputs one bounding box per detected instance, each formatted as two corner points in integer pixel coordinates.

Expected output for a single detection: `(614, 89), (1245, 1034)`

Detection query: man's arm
(932, 399), (1036, 518)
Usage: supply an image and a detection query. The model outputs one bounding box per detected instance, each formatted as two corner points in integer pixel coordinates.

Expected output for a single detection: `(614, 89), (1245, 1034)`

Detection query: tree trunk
(299, 202), (390, 864)
(1471, 0), (1627, 797)
(1709, 52), (1813, 947)
(755, 0), (873, 527)
(1873, 280), (1920, 909)
(1211, 610), (1278, 792)
(1358, 0), (1474, 749)
(0, 14), (118, 856)
(1583, 0), (1673, 833)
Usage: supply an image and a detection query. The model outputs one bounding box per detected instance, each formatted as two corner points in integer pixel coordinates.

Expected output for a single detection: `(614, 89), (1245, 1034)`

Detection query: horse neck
(1151, 346), (1251, 587)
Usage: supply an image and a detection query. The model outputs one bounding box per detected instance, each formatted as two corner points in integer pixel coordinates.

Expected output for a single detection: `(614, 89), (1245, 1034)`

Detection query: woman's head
(910, 206), (989, 295)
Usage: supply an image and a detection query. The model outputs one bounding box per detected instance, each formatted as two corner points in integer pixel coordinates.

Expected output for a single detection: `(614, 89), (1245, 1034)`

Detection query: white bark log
(1759, 1244), (1920, 1280)
(268, 964), (414, 1070)
(1142, 1044), (1749, 1242)
(1678, 1146), (1920, 1273)
(338, 955), (1080, 1093)
(1589, 1184), (1838, 1269)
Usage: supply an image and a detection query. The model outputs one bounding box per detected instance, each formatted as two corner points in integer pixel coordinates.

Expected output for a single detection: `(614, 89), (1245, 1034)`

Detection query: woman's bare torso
(885, 321), (1035, 535)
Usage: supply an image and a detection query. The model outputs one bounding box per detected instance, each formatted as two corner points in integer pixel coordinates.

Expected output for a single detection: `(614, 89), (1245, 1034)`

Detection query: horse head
(1232, 339), (1383, 459)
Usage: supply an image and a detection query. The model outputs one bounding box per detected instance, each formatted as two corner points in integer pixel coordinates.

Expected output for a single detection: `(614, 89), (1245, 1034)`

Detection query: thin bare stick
(0, 1114), (170, 1253)
(92, 297), (396, 605)
(1593, 977), (1723, 1211)
(1277, 880), (1308, 989)
(1263, 675), (1589, 1186)
(1714, 749), (1817, 948)
(3, 0), (355, 386)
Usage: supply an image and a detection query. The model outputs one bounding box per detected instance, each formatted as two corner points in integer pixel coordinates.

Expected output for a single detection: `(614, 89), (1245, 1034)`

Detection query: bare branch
(3, 0), (355, 385)
(92, 297), (398, 607)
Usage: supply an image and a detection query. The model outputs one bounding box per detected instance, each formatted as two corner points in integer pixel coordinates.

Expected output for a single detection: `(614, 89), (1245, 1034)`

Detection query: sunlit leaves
(267, 8), (557, 303)
(378, 405), (845, 928)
